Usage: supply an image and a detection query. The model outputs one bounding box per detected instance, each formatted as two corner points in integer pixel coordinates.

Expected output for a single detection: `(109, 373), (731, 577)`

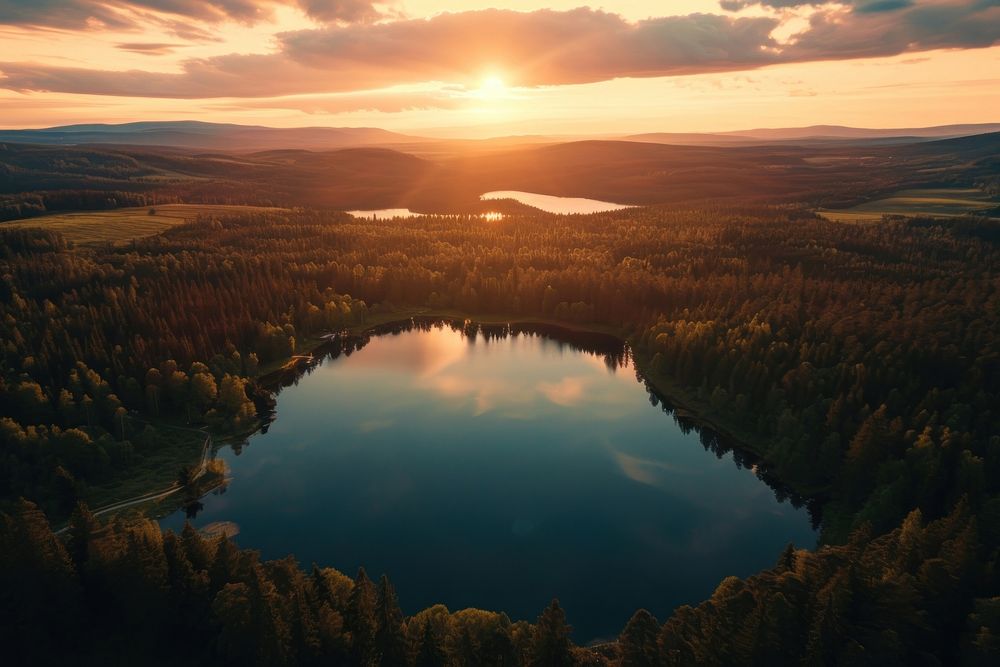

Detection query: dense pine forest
(2, 206), (999, 664)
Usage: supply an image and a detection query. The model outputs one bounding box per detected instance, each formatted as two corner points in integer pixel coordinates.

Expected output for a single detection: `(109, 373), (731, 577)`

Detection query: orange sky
(0, 1), (997, 136)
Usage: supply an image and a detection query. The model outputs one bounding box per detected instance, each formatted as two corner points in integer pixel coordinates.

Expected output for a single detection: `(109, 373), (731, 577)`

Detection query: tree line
(1, 498), (583, 666)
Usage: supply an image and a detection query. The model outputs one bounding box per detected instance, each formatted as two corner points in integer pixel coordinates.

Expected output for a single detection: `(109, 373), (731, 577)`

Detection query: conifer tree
(348, 567), (378, 665)
(415, 618), (449, 667)
(530, 599), (574, 667)
(620, 608), (660, 667)
(67, 500), (97, 568)
(375, 574), (407, 666)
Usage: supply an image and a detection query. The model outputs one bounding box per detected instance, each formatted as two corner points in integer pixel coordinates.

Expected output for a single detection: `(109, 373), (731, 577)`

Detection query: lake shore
(87, 305), (826, 535)
(286, 307), (826, 512)
(160, 318), (817, 641)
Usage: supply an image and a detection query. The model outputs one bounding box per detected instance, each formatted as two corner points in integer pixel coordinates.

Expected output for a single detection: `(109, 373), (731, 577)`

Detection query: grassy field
(2, 203), (287, 244)
(819, 188), (999, 223)
(83, 420), (206, 509)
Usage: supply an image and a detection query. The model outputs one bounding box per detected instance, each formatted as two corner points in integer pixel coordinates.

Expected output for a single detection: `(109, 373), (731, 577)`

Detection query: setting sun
(478, 75), (508, 99)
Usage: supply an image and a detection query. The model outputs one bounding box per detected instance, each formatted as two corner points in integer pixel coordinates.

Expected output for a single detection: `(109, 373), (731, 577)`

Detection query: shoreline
(82, 307), (826, 533)
(279, 309), (825, 512)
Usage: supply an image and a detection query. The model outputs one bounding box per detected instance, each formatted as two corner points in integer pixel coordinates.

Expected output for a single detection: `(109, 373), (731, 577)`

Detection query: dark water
(162, 320), (816, 642)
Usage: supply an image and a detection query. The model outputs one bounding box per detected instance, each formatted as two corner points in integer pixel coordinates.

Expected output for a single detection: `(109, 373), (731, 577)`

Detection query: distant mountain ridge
(1, 120), (999, 151)
(0, 121), (426, 151)
(626, 123), (1000, 146)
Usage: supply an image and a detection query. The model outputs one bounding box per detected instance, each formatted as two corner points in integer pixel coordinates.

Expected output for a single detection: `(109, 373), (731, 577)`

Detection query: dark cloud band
(0, 0), (383, 30)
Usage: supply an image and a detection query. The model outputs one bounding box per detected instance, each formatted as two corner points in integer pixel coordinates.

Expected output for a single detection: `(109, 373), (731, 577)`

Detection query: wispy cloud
(116, 41), (185, 55)
(537, 376), (588, 407)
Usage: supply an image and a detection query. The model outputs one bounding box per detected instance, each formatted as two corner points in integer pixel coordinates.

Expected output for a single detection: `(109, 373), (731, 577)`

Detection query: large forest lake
(162, 320), (816, 641)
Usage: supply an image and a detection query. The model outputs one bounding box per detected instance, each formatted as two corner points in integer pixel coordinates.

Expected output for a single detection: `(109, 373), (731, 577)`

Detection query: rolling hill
(0, 121), (425, 151)
(626, 123), (1000, 147)
(2, 130), (998, 217)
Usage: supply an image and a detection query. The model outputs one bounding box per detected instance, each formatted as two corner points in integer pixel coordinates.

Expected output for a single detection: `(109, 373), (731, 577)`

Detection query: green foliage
(375, 574), (407, 666)
(347, 567), (377, 665)
(531, 599), (574, 667)
(620, 609), (660, 667)
(656, 503), (992, 666)
(1, 203), (999, 664)
(2, 499), (572, 665)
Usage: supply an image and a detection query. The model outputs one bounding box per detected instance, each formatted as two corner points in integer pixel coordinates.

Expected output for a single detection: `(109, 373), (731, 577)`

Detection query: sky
(0, 0), (997, 136)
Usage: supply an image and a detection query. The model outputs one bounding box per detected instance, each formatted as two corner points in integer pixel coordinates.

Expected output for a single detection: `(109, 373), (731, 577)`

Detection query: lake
(162, 320), (816, 642)
(480, 191), (632, 214)
(348, 192), (632, 219)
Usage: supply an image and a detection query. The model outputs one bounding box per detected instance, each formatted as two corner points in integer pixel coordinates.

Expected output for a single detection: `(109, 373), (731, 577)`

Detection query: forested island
(2, 204), (998, 664)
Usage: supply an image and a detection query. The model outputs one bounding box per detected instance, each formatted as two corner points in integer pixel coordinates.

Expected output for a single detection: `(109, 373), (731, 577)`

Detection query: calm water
(348, 191), (630, 219)
(480, 190), (632, 214)
(162, 321), (815, 641)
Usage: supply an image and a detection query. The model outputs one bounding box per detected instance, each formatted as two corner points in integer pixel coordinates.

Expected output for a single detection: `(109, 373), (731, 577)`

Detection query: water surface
(163, 322), (815, 641)
(480, 190), (632, 214)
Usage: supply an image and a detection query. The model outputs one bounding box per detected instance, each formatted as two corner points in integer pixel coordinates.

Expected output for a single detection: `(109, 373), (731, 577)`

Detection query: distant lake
(162, 321), (815, 642)
(348, 192), (630, 219)
(480, 191), (632, 214)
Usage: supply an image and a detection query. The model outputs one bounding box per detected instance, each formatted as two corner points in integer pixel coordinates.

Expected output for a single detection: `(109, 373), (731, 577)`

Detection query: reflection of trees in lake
(260, 316), (819, 527)
(184, 500), (203, 519)
(637, 366), (823, 528)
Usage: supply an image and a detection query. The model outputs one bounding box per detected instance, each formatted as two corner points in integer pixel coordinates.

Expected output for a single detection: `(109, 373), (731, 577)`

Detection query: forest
(1, 204), (999, 664)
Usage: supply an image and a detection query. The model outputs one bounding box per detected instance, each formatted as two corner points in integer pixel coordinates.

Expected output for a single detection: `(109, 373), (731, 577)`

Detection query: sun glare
(479, 75), (507, 99)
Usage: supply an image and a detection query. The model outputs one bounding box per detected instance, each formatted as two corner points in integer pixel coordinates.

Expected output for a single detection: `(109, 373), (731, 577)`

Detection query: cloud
(0, 1), (267, 29)
(279, 9), (784, 87)
(786, 0), (1000, 60)
(720, 0), (916, 11)
(0, 4), (996, 99)
(537, 376), (588, 407)
(612, 450), (687, 489)
(294, 0), (382, 23)
(0, 0), (384, 31)
(116, 42), (185, 55)
(210, 89), (463, 114)
(0, 9), (784, 98)
(0, 0), (131, 30)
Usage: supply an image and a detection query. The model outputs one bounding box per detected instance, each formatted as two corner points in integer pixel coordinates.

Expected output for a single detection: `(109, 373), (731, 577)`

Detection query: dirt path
(53, 423), (213, 535)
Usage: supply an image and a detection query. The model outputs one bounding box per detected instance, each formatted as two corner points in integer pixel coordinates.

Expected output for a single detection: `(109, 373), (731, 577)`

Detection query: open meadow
(1, 203), (288, 244)
(818, 187), (999, 222)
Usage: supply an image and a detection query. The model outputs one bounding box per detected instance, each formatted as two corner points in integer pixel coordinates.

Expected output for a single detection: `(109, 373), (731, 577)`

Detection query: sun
(478, 75), (507, 99)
